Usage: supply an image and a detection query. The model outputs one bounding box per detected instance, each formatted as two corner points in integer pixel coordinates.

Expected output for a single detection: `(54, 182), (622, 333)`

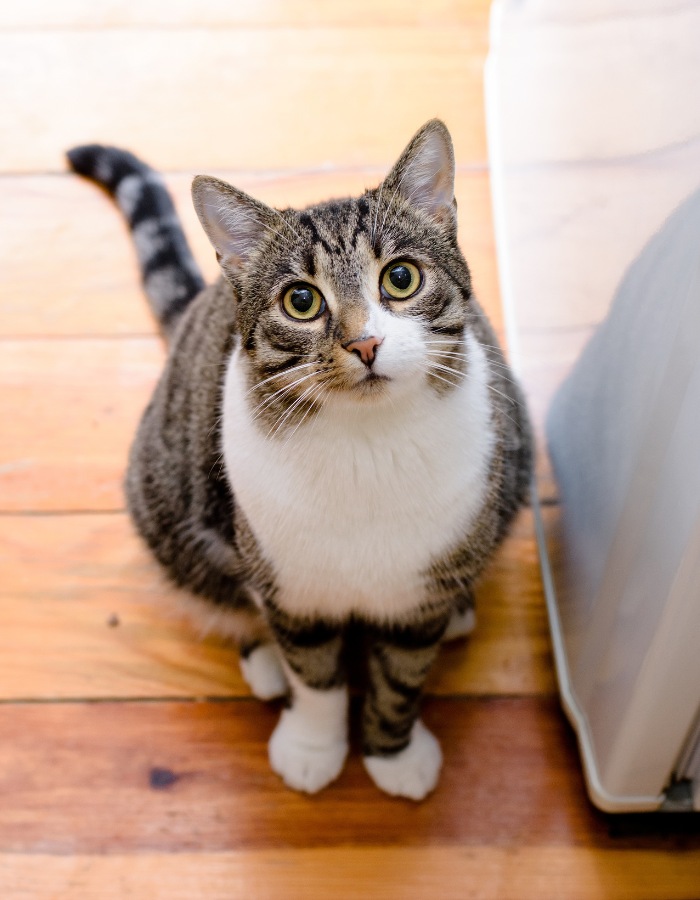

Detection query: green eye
(282, 284), (325, 321)
(381, 261), (422, 300)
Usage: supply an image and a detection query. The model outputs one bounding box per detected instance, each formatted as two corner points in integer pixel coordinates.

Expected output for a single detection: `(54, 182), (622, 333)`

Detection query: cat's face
(193, 120), (474, 432)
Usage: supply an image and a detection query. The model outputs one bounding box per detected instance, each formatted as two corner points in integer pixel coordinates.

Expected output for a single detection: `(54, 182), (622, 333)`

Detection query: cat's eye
(380, 261), (422, 300)
(282, 284), (325, 321)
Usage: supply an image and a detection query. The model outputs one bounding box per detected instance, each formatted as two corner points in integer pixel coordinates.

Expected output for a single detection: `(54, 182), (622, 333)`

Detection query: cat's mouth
(352, 371), (390, 396)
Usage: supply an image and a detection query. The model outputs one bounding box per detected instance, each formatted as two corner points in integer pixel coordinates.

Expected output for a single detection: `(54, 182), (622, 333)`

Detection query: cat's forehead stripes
(298, 195), (372, 253)
(292, 198), (382, 316)
(297, 198), (374, 265)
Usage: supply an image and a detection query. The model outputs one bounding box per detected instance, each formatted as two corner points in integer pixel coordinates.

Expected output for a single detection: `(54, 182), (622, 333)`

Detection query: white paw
(442, 607), (476, 641)
(240, 644), (288, 700)
(269, 708), (348, 794)
(363, 720), (442, 801)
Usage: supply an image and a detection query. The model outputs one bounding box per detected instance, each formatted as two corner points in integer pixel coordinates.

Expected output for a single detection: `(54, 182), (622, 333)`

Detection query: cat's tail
(66, 144), (205, 334)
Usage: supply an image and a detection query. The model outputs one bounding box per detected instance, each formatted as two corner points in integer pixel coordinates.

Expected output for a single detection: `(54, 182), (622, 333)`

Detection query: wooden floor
(1, 2), (699, 897)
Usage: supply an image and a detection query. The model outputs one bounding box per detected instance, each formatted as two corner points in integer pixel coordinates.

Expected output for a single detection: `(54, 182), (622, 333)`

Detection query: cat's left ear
(381, 119), (456, 230)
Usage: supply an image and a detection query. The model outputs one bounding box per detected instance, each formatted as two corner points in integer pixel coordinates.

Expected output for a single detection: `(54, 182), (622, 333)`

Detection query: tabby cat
(67, 120), (532, 800)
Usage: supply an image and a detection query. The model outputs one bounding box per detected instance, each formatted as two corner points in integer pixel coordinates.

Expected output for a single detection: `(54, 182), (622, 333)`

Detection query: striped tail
(67, 144), (206, 333)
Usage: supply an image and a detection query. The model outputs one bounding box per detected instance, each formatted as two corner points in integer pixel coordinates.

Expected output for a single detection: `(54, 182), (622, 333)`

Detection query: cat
(67, 120), (532, 800)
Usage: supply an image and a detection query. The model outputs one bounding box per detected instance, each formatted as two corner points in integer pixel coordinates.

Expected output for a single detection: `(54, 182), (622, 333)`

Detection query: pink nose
(344, 335), (383, 366)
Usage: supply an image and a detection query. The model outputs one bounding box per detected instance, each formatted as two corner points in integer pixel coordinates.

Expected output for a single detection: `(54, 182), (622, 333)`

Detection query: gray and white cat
(68, 120), (532, 800)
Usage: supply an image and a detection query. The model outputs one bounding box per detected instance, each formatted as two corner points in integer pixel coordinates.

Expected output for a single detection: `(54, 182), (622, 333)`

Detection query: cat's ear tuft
(382, 119), (456, 229)
(191, 176), (273, 272)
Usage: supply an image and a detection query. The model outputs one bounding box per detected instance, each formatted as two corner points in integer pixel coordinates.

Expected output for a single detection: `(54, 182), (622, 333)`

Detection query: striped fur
(67, 144), (205, 334)
(67, 121), (533, 800)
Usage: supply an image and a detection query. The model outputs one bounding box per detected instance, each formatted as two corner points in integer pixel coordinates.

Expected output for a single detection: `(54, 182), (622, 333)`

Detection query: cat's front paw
(240, 644), (288, 700)
(269, 708), (348, 794)
(363, 720), (442, 800)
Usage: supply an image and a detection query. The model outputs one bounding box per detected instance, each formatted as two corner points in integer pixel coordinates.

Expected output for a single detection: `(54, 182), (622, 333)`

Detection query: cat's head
(192, 120), (474, 429)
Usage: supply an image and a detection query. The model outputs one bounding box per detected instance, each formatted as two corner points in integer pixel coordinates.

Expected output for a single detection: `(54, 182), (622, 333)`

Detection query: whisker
(425, 359), (520, 413)
(486, 359), (517, 371)
(207, 451), (225, 480)
(251, 369), (320, 420)
(425, 350), (516, 380)
(247, 361), (317, 395)
(427, 360), (467, 380)
(485, 382), (518, 406)
(486, 371), (520, 389)
(281, 378), (330, 447)
(423, 366), (462, 390)
(477, 340), (514, 356)
(423, 342), (467, 354)
(307, 388), (332, 439)
(425, 337), (507, 356)
(423, 362), (522, 427)
(424, 342), (518, 381)
(252, 370), (317, 410)
(268, 382), (320, 440)
(425, 350), (470, 362)
(207, 413), (223, 438)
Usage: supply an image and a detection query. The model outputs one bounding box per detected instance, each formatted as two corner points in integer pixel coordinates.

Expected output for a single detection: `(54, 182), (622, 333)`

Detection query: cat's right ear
(191, 176), (273, 273)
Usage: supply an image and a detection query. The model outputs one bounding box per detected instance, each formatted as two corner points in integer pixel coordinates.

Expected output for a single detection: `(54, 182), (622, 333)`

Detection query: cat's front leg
(265, 607), (348, 794)
(362, 613), (449, 800)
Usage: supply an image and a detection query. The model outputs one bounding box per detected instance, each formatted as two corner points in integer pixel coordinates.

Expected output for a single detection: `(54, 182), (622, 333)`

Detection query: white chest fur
(221, 337), (495, 622)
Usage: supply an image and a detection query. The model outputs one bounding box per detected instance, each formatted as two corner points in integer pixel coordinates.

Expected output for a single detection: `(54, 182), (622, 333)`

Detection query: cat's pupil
(389, 266), (411, 290)
(290, 287), (314, 312)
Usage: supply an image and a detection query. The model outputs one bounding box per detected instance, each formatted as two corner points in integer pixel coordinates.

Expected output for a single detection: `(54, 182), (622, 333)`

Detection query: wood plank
(1, 697), (698, 854)
(0, 171), (502, 337)
(2, 847), (700, 900)
(0, 0), (489, 29)
(0, 508), (554, 700)
(0, 29), (487, 173)
(0, 338), (164, 512)
(0, 512), (249, 700)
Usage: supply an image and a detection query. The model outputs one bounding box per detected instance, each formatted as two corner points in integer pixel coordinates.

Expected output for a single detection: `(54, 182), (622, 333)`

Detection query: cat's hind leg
(442, 588), (476, 641)
(176, 593), (288, 700)
(239, 639), (287, 701)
